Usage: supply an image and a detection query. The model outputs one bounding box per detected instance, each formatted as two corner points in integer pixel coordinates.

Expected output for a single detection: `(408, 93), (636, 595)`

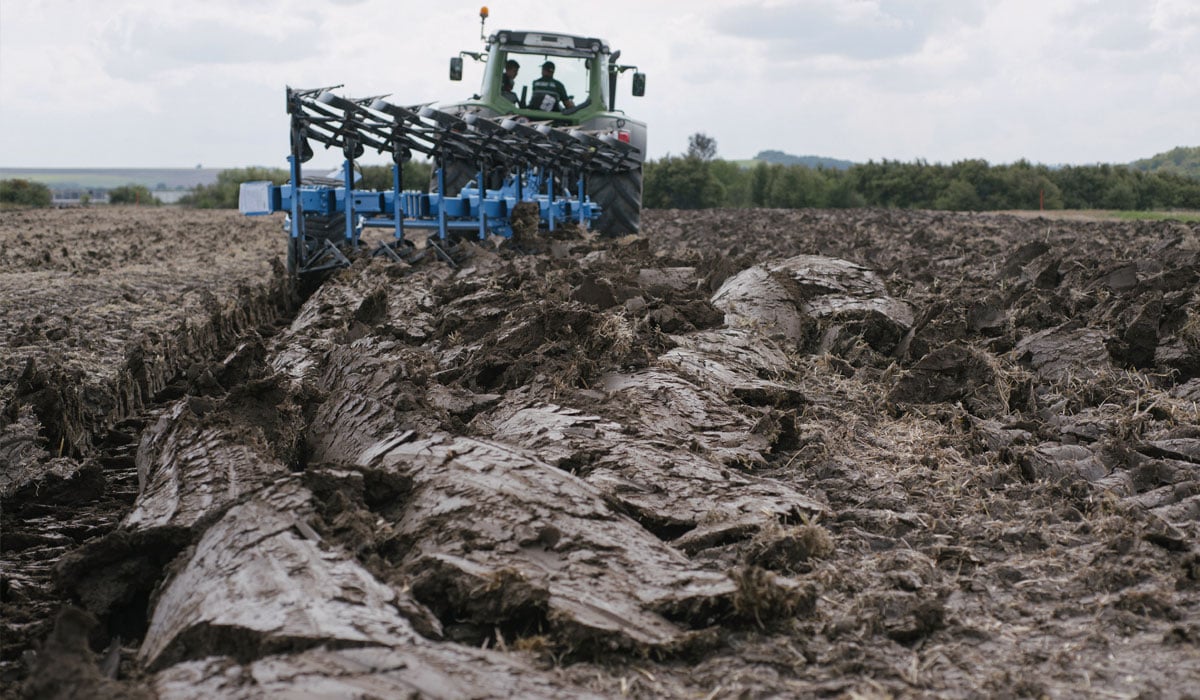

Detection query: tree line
(0, 179), (163, 207)
(644, 136), (1200, 212)
(6, 141), (1198, 213)
(157, 155), (1200, 213)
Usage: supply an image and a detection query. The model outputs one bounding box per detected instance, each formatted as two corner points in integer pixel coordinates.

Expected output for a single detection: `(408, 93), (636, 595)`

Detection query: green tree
(0, 179), (53, 207)
(709, 159), (751, 207)
(998, 161), (1063, 210)
(850, 159), (941, 208)
(749, 162), (773, 207)
(825, 171), (866, 208)
(644, 155), (725, 209)
(108, 185), (161, 205)
(686, 132), (718, 161)
(358, 161), (434, 192)
(934, 178), (982, 211)
(1051, 165), (1113, 209)
(1140, 171), (1200, 208)
(634, 154), (1200, 213)
(1102, 180), (1138, 210)
(766, 165), (830, 208)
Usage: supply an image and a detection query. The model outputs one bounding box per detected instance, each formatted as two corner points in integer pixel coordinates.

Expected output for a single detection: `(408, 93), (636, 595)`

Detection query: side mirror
(450, 57), (463, 81)
(632, 72), (646, 97)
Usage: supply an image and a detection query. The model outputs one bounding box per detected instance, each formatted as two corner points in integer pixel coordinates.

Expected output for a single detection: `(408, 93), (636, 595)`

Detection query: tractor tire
(429, 157), (478, 196)
(589, 167), (642, 237)
(287, 213), (347, 276)
(302, 213), (345, 241)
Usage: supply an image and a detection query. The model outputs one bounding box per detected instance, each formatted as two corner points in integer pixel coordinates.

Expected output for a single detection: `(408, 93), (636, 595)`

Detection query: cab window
(505, 53), (588, 112)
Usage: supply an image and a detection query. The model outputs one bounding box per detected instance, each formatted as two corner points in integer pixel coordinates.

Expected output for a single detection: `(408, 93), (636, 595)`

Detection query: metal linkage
(240, 86), (641, 276)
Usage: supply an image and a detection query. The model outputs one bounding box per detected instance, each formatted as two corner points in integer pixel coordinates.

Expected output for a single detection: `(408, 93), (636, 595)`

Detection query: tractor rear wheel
(589, 167), (642, 236)
(287, 213), (347, 275)
(429, 158), (478, 195)
(302, 213), (346, 241)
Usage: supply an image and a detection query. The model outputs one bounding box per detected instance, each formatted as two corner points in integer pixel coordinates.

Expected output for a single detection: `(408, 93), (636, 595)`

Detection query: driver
(530, 61), (574, 111)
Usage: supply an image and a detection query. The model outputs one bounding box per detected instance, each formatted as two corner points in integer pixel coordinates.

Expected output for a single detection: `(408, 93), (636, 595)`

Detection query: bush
(644, 156), (725, 209)
(358, 161), (434, 192)
(108, 185), (161, 206)
(710, 160), (751, 206)
(637, 156), (1200, 212)
(826, 173), (867, 208)
(934, 178), (982, 211)
(0, 179), (52, 207)
(766, 165), (831, 208)
(180, 167), (289, 209)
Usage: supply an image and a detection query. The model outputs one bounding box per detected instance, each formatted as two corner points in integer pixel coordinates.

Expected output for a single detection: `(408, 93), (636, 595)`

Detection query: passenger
(530, 61), (574, 112)
(504, 59), (520, 83)
(501, 76), (519, 105)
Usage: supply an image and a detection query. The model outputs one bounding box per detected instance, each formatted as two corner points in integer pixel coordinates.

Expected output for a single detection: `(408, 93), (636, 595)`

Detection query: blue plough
(239, 86), (640, 275)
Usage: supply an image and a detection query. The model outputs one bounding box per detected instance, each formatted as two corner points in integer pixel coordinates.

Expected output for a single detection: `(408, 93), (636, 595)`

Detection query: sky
(1, 0), (1197, 169)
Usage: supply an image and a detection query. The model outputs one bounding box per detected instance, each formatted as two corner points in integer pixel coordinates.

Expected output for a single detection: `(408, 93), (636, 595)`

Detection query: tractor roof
(488, 30), (611, 56)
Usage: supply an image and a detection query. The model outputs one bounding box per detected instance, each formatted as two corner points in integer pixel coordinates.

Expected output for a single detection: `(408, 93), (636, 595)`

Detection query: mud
(3, 206), (1200, 698)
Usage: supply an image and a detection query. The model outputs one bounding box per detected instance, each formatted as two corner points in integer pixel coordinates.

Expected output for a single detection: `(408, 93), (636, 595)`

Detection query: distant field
(0, 168), (222, 190)
(993, 209), (1200, 223)
(1109, 210), (1200, 222)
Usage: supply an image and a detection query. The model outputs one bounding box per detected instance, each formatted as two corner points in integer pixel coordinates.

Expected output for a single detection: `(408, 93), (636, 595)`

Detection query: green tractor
(435, 9), (648, 235)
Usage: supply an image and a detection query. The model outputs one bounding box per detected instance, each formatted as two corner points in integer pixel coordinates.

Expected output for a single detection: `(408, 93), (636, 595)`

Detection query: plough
(239, 86), (642, 276)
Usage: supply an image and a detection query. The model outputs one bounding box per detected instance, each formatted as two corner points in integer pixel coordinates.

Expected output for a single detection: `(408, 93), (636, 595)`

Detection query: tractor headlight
(498, 32), (509, 44)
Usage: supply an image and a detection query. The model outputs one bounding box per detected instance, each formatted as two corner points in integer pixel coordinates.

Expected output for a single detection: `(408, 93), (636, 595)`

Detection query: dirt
(2, 206), (1199, 698)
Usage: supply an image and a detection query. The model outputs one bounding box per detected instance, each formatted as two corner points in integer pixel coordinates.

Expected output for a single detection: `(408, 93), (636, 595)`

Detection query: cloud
(2, 0), (1196, 167)
(1061, 0), (1157, 53)
(99, 6), (322, 80)
(711, 0), (988, 61)
(0, 4), (156, 115)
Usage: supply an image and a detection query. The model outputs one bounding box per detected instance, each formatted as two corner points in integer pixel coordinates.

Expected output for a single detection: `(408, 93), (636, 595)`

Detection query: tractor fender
(580, 115), (647, 165)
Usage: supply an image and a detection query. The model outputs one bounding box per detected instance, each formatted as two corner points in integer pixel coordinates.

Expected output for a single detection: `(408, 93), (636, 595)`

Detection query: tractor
(437, 8), (648, 236)
(239, 8), (647, 277)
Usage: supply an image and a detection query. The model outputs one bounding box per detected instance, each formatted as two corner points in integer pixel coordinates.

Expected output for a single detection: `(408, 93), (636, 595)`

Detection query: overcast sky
(1, 0), (1196, 169)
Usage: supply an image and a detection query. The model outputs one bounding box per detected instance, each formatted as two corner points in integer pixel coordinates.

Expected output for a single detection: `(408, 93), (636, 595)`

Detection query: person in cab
(529, 61), (574, 112)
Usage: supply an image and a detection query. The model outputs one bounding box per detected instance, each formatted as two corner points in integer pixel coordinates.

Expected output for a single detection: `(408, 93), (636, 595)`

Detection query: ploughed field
(2, 206), (1198, 698)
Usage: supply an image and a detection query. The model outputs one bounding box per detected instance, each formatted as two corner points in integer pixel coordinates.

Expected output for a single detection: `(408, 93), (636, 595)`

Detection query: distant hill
(753, 150), (855, 170)
(1129, 146), (1200, 179)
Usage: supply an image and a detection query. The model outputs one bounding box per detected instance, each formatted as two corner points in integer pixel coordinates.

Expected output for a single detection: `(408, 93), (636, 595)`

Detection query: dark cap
(541, 61), (555, 70)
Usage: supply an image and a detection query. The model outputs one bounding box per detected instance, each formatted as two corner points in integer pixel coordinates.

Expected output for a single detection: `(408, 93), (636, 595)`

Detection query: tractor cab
(435, 9), (648, 236)
(449, 28), (646, 124)
(502, 50), (590, 114)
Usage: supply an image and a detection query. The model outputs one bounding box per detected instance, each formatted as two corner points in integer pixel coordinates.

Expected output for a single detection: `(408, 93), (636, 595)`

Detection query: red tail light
(617, 130), (631, 143)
